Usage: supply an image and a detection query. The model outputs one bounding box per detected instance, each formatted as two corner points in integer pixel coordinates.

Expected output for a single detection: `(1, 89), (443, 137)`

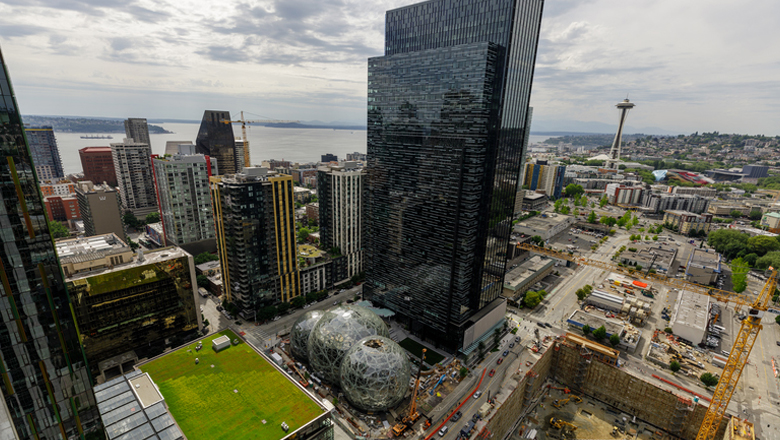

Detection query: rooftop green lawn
(398, 338), (445, 365)
(140, 329), (323, 440)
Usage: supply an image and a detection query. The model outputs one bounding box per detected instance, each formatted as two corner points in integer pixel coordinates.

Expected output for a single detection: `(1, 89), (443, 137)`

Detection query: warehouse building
(670, 289), (710, 345)
(502, 256), (554, 301)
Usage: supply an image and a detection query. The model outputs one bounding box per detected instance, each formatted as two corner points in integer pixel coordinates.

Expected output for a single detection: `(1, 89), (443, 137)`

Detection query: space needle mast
(605, 98), (636, 171)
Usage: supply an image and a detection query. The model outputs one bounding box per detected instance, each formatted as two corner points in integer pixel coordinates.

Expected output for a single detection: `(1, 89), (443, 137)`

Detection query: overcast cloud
(1, 0), (778, 134)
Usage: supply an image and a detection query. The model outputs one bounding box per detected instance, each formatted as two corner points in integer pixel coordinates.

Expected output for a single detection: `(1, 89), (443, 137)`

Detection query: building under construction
(480, 333), (727, 440)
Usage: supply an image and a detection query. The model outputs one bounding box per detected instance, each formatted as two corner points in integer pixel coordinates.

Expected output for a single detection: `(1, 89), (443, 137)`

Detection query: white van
(439, 426), (448, 437)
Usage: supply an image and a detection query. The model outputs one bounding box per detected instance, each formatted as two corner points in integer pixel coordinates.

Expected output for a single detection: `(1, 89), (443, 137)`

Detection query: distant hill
(531, 118), (680, 136)
(24, 115), (366, 132)
(22, 115), (171, 134)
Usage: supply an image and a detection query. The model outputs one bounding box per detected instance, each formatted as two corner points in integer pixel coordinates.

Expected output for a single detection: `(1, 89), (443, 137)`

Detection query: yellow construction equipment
(571, 395), (582, 404)
(517, 242), (778, 440)
(220, 111), (299, 168)
(550, 417), (578, 430)
(392, 348), (426, 436)
(552, 394), (582, 408)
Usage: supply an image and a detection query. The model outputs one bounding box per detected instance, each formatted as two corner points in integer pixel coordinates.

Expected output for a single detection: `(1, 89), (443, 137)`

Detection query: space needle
(605, 98), (636, 171)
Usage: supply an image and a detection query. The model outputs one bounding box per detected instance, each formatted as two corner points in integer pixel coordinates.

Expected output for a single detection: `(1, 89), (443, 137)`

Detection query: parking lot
(550, 227), (603, 253)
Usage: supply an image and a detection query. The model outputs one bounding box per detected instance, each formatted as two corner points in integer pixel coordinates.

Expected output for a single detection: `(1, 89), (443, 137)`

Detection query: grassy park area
(141, 329), (323, 440)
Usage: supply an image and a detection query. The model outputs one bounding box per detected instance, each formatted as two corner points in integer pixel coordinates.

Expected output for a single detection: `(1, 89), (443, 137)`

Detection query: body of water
(54, 123), (549, 175)
(55, 123), (368, 175)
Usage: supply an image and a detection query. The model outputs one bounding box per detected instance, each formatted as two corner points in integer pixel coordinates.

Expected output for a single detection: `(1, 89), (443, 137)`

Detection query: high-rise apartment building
(522, 161), (567, 199)
(59, 235), (201, 380)
(152, 154), (216, 248)
(79, 146), (117, 187)
(211, 168), (300, 313)
(0, 46), (99, 440)
(124, 117), (150, 147)
(364, 0), (544, 351)
(196, 110), (239, 175)
(111, 138), (158, 217)
(317, 162), (364, 278)
(24, 126), (64, 179)
(321, 153), (337, 162)
(76, 180), (127, 242)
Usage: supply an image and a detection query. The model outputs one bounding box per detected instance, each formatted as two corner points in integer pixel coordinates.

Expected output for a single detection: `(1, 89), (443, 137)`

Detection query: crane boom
(516, 242), (777, 440)
(220, 112), (300, 168)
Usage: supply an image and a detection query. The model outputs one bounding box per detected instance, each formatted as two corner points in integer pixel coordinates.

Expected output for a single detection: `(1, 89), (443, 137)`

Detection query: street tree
(565, 184), (584, 198)
(599, 195), (608, 208)
(700, 372), (719, 387)
(592, 325), (607, 341)
(670, 361), (681, 373)
(145, 212), (160, 224)
(731, 257), (750, 293)
(587, 211), (598, 224)
(582, 324), (591, 335)
(730, 210), (742, 219)
(609, 334), (620, 347)
(48, 221), (69, 238)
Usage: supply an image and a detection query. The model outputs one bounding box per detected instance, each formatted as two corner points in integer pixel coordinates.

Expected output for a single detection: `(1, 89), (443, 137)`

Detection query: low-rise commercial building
(62, 241), (201, 379)
(761, 212), (780, 232)
(520, 192), (547, 212)
(306, 203), (319, 225)
(44, 195), (80, 223)
(685, 249), (721, 285)
(670, 288), (710, 345)
(585, 290), (625, 313)
(663, 210), (713, 236)
(619, 244), (677, 273)
(513, 213), (576, 242)
(565, 310), (640, 352)
(501, 256), (554, 300)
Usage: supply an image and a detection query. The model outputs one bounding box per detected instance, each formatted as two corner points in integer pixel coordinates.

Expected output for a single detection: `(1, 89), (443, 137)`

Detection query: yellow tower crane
(516, 242), (777, 440)
(220, 111), (299, 167)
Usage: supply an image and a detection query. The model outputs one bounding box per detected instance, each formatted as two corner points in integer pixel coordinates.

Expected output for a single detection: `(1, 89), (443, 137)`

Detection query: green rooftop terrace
(140, 329), (325, 440)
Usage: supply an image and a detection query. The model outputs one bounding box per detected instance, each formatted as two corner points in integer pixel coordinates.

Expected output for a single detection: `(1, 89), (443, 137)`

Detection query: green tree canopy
(730, 210), (743, 219)
(600, 216), (617, 227)
(749, 210), (763, 221)
(48, 221), (69, 239)
(731, 257), (749, 293)
(196, 274), (209, 288)
(609, 333), (621, 347)
(757, 251), (780, 270)
(670, 361), (681, 373)
(592, 325), (607, 341)
(122, 211), (142, 229)
(708, 229), (749, 260)
(530, 235), (544, 246)
(700, 372), (719, 387)
(298, 228), (311, 242)
(145, 212), (160, 224)
(587, 211), (598, 223)
(748, 235), (780, 256)
(194, 252), (219, 265)
(582, 324), (591, 335)
(565, 184), (585, 198)
(599, 195), (608, 208)
(524, 290), (544, 308)
(291, 296), (306, 308)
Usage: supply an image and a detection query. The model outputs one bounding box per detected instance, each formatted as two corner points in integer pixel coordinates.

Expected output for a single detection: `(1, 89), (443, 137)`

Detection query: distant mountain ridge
(24, 115), (366, 132)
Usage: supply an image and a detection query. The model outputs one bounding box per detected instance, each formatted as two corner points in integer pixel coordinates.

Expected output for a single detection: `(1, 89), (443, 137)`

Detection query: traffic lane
(442, 339), (529, 439)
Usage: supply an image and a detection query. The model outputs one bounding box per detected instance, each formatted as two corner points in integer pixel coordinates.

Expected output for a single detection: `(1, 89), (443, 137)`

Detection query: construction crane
(220, 111), (299, 168)
(516, 242), (778, 440)
(393, 348), (426, 437)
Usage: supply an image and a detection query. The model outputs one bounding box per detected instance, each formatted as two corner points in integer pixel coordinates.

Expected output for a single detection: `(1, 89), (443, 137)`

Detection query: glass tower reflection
(364, 0), (544, 350)
(0, 46), (98, 439)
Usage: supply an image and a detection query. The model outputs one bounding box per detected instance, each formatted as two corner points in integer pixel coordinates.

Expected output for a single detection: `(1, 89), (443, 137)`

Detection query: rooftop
(56, 234), (129, 264)
(671, 289), (710, 332)
(689, 248), (721, 268)
(298, 244), (323, 259)
(764, 212), (780, 219)
(568, 310), (624, 337)
(80, 146), (112, 153)
(504, 256), (553, 290)
(94, 370), (184, 440)
(64, 246), (191, 291)
(515, 213), (573, 229)
(523, 192), (546, 201)
(623, 244), (677, 267)
(139, 329), (327, 440)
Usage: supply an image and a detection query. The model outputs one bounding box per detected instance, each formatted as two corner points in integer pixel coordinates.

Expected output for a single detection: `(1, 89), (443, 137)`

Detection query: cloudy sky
(1, 0), (779, 135)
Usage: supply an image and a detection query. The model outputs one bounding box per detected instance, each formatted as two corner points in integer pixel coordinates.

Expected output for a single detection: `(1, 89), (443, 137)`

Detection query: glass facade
(196, 111), (238, 175)
(210, 170), (300, 312)
(339, 336), (410, 412)
(0, 47), (99, 439)
(365, 0), (544, 350)
(24, 126), (64, 180)
(66, 252), (201, 378)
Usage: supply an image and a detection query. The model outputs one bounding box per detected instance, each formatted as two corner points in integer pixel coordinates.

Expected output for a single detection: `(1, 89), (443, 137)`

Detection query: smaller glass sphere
(291, 310), (325, 362)
(340, 336), (411, 412)
(308, 305), (389, 385)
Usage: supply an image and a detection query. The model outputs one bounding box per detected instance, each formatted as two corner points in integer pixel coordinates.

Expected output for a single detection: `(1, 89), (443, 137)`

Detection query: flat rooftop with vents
(138, 329), (332, 440)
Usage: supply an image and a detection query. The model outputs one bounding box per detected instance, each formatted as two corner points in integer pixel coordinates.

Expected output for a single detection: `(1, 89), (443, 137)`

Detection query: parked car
(503, 350), (509, 356)
(438, 426), (448, 437)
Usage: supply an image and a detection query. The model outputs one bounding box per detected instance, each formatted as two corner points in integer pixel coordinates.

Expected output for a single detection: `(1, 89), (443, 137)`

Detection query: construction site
(480, 332), (730, 440)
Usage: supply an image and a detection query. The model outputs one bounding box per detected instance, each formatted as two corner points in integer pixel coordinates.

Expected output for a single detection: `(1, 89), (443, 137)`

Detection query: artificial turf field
(141, 329), (323, 440)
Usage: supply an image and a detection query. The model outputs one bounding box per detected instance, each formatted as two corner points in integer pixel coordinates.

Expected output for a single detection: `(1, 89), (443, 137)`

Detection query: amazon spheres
(291, 305), (411, 412)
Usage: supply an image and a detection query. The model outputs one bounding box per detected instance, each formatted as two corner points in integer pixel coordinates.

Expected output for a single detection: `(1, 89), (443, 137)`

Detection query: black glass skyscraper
(364, 0), (544, 351)
(0, 47), (98, 438)
(196, 110), (238, 175)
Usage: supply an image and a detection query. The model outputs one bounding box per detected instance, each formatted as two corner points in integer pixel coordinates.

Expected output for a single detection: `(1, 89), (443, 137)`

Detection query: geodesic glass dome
(340, 336), (411, 412)
(291, 310), (325, 362)
(308, 305), (389, 385)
